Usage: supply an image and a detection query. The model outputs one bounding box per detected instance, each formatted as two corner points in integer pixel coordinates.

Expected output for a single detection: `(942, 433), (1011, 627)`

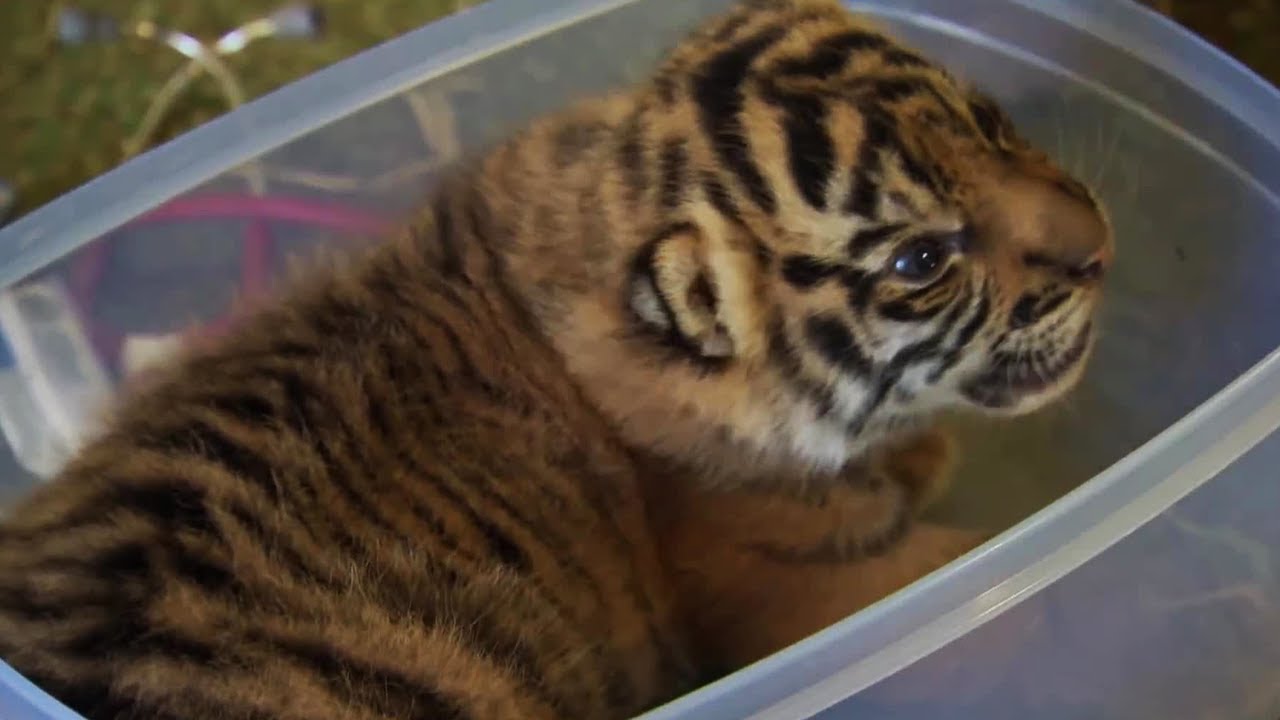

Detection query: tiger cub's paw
(875, 427), (956, 517)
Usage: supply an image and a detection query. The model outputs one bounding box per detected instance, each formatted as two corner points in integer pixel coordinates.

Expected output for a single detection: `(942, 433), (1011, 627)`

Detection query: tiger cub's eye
(891, 237), (950, 281)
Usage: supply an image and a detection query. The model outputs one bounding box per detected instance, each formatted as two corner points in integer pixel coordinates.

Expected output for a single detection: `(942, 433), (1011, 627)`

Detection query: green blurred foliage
(0, 0), (473, 217)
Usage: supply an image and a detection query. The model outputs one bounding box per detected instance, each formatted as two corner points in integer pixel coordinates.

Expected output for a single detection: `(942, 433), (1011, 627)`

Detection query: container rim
(1, 1), (1279, 719)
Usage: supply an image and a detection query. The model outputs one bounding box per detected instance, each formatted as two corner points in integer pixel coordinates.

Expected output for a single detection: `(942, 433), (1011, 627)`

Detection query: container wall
(820, 425), (1280, 720)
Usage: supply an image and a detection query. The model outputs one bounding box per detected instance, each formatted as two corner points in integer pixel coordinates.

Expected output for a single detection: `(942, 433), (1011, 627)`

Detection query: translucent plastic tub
(3, 1), (1280, 718)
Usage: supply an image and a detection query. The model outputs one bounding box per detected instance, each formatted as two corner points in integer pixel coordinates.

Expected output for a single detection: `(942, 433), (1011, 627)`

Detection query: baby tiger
(0, 1), (1112, 719)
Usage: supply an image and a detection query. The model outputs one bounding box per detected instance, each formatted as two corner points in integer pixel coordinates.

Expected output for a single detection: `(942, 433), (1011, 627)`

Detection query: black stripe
(869, 99), (945, 196)
(455, 462), (592, 582)
(851, 76), (934, 106)
(272, 359), (545, 600)
(305, 290), (374, 341)
(146, 419), (279, 501)
(848, 331), (949, 436)
(165, 545), (238, 595)
(843, 109), (894, 217)
(60, 541), (152, 580)
(781, 254), (841, 290)
(766, 316), (835, 417)
(373, 415), (605, 713)
(202, 391), (275, 424)
(1010, 292), (1041, 329)
(267, 635), (469, 720)
(220, 502), (346, 590)
(461, 181), (496, 252)
(852, 97), (950, 203)
(773, 30), (888, 78)
(844, 170), (879, 218)
(930, 289), (990, 381)
(406, 458), (537, 579)
(805, 314), (872, 377)
(891, 141), (943, 196)
(266, 368), (407, 543)
(466, 499), (532, 571)
(358, 356), (514, 570)
(367, 261), (488, 358)
(395, 467), (598, 712)
(882, 48), (931, 68)
(616, 110), (648, 208)
(701, 173), (742, 225)
(892, 332), (947, 369)
(1037, 290), (1072, 320)
(762, 84), (833, 210)
(432, 193), (462, 277)
(653, 72), (678, 105)
(340, 339), (525, 576)
(182, 337), (320, 379)
(900, 153), (942, 199)
(879, 298), (946, 322)
(104, 482), (220, 536)
(923, 283), (976, 381)
(411, 305), (493, 390)
(58, 602), (218, 666)
(0, 542), (151, 621)
(48, 488), (243, 602)
(659, 137), (689, 211)
(967, 93), (1011, 145)
(848, 222), (906, 258)
(21, 664), (237, 720)
(842, 267), (877, 311)
(534, 451), (690, 692)
(553, 119), (607, 168)
(694, 27), (785, 215)
(1022, 251), (1061, 270)
(954, 290), (994, 351)
(365, 268), (496, 397)
(0, 584), (82, 621)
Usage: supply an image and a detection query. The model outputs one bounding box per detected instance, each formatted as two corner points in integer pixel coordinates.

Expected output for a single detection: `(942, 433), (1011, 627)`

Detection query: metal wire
(57, 5), (325, 194)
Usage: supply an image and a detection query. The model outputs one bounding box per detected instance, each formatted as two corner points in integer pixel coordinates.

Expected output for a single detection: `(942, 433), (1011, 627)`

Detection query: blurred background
(0, 0), (1274, 222)
(0, 0), (1274, 221)
(0, 0), (478, 222)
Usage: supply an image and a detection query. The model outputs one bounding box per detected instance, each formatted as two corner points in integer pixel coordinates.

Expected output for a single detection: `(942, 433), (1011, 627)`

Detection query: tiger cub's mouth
(960, 322), (1093, 412)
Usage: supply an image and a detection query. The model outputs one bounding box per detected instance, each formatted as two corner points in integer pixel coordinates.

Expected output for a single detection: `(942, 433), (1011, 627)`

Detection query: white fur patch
(785, 405), (853, 471)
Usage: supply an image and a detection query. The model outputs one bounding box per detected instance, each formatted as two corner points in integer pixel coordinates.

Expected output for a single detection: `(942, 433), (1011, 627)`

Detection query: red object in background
(65, 193), (393, 374)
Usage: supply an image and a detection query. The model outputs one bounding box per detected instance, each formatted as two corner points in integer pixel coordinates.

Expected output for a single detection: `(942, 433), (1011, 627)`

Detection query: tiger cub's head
(491, 0), (1112, 483)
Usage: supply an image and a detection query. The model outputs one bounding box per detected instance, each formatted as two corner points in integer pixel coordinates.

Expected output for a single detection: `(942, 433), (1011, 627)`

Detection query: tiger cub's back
(0, 175), (691, 719)
(0, 0), (1114, 717)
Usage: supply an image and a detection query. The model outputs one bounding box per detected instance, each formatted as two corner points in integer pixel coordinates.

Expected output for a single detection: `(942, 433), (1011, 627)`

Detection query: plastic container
(3, 1), (1280, 718)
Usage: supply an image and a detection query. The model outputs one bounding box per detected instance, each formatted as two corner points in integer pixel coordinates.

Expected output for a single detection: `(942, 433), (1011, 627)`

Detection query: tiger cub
(0, 1), (1111, 718)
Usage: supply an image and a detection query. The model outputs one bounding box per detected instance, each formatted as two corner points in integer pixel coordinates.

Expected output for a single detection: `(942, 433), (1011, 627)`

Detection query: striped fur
(0, 173), (693, 719)
(0, 1), (1113, 717)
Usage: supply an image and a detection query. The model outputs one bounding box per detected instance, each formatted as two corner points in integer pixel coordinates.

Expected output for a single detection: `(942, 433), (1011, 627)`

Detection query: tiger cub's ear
(629, 223), (735, 359)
